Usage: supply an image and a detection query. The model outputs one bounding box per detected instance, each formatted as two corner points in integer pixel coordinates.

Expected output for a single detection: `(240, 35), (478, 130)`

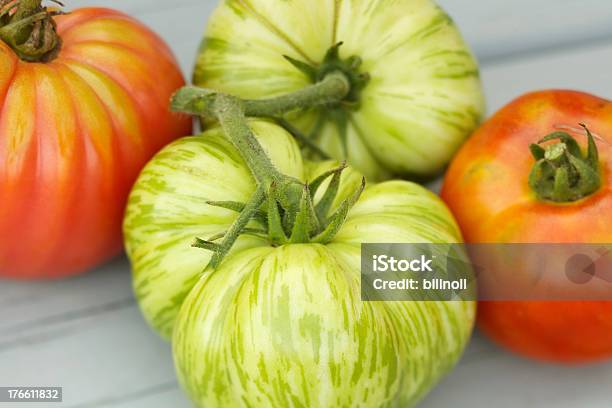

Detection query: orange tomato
(441, 90), (612, 362)
(0, 8), (192, 279)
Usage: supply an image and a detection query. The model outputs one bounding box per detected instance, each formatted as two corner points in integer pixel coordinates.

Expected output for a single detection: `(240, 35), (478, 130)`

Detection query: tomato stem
(172, 71), (365, 269)
(172, 71), (350, 119)
(0, 0), (63, 62)
(243, 71), (350, 116)
(529, 124), (601, 202)
(213, 93), (285, 186)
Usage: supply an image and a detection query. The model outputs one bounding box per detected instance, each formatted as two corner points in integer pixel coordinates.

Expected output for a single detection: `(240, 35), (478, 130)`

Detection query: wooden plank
(422, 332), (612, 408)
(482, 39), (612, 112)
(0, 259), (133, 332)
(438, 0), (612, 62)
(0, 294), (182, 407)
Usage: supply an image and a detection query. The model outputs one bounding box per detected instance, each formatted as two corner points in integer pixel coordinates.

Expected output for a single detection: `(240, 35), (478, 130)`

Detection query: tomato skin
(441, 90), (612, 362)
(0, 8), (192, 279)
(478, 302), (612, 363)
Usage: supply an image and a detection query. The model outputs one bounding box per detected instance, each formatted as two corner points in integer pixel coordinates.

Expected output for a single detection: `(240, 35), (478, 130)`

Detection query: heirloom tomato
(193, 0), (485, 181)
(0, 3), (192, 278)
(124, 120), (475, 407)
(442, 90), (612, 363)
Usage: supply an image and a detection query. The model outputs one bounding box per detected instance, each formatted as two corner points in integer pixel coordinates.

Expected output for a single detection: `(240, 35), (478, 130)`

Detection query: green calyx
(285, 42), (370, 156)
(196, 163), (365, 268)
(284, 42), (370, 109)
(172, 76), (366, 269)
(529, 124), (601, 203)
(0, 0), (63, 62)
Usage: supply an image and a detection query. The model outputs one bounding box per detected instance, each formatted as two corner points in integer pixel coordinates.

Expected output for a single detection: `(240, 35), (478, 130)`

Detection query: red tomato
(441, 90), (612, 363)
(0, 7), (192, 279)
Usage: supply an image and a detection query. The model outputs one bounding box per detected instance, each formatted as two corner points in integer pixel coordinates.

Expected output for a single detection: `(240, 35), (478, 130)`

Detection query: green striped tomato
(123, 120), (475, 407)
(193, 0), (485, 181)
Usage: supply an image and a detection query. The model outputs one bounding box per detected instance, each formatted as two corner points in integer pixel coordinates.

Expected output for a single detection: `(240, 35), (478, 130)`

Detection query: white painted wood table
(1, 1), (612, 407)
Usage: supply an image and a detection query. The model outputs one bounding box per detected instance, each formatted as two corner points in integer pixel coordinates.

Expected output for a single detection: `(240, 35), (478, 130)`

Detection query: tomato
(124, 120), (475, 407)
(0, 5), (192, 278)
(193, 0), (485, 181)
(441, 90), (612, 362)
